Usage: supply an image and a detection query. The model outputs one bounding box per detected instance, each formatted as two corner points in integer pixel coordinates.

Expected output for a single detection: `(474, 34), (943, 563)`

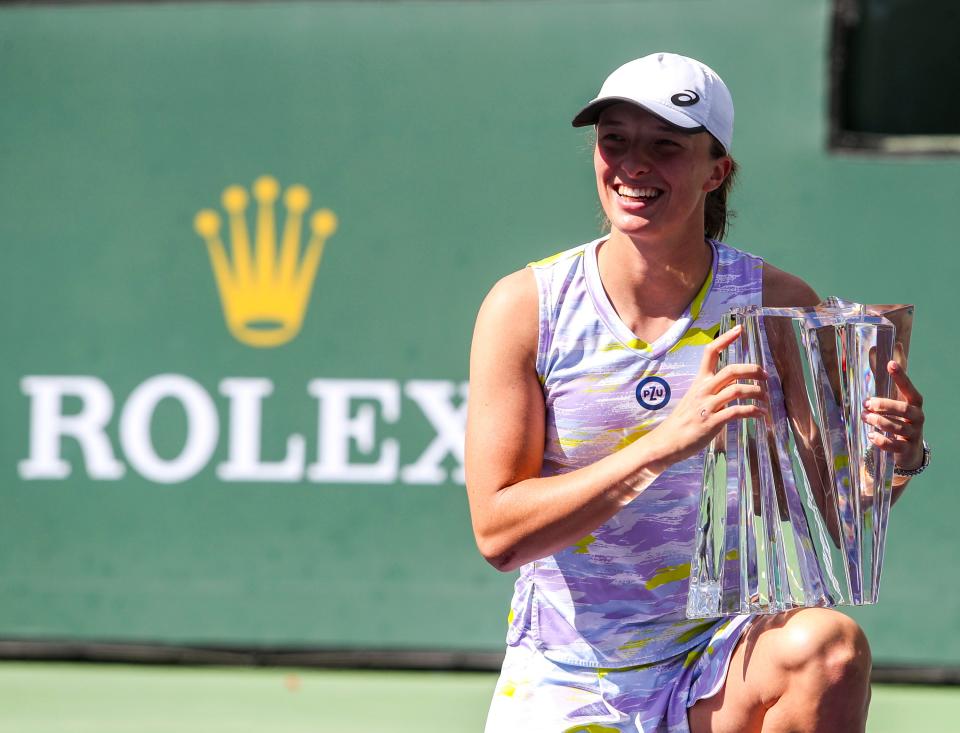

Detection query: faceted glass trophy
(687, 299), (914, 618)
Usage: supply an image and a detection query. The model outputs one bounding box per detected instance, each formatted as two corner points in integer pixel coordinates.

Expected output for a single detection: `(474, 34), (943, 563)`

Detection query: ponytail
(704, 137), (738, 241)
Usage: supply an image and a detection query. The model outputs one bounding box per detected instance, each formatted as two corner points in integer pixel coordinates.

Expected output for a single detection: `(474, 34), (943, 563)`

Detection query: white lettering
(306, 379), (399, 483)
(217, 378), (305, 481)
(18, 375), (125, 480)
(401, 380), (468, 484)
(119, 374), (218, 484)
(20, 374), (471, 486)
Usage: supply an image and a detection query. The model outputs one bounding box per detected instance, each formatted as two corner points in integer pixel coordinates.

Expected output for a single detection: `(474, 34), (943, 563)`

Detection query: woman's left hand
(862, 360), (925, 472)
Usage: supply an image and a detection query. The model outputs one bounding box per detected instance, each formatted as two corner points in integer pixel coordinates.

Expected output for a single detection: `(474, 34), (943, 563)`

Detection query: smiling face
(594, 103), (731, 246)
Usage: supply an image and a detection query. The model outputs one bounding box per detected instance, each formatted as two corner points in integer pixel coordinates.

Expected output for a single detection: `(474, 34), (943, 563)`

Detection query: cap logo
(670, 90), (700, 107)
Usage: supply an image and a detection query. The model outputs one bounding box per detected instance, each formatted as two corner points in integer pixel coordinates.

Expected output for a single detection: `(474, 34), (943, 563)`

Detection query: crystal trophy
(686, 299), (914, 618)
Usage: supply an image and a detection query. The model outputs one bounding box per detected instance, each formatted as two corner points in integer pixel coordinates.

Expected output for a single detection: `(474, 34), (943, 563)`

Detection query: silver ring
(699, 408), (709, 419)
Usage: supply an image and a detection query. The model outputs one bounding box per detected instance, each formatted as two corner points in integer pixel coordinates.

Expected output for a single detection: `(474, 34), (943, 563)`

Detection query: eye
(655, 138), (682, 148)
(601, 132), (627, 144)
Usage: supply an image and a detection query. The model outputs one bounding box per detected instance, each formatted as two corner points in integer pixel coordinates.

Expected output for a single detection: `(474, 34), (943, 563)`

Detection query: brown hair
(704, 137), (737, 242)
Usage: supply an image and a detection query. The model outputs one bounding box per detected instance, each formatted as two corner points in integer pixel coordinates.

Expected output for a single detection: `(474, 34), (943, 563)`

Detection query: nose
(621, 141), (652, 177)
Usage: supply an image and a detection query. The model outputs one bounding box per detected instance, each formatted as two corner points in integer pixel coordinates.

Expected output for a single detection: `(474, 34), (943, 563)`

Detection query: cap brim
(571, 96), (705, 132)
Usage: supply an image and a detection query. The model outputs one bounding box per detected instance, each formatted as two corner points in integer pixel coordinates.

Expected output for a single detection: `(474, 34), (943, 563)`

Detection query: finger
(887, 361), (923, 407)
(864, 398), (924, 424)
(867, 431), (911, 454)
(699, 324), (742, 377)
(710, 363), (767, 390)
(710, 382), (768, 411)
(713, 403), (769, 425)
(862, 411), (918, 439)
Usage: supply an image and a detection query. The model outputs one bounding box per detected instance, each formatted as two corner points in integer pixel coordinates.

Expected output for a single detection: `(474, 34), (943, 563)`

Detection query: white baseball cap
(572, 52), (734, 152)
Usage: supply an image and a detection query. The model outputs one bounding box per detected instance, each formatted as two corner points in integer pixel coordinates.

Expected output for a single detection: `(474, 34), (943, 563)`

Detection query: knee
(774, 609), (871, 686)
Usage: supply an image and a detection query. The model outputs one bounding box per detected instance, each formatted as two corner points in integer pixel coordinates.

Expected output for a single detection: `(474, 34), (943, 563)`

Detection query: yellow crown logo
(193, 176), (337, 348)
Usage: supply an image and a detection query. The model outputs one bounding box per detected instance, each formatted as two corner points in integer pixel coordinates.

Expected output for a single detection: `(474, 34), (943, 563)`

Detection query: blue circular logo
(635, 376), (671, 410)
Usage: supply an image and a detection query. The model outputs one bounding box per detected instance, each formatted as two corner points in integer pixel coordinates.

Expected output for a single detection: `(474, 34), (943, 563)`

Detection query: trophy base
(686, 579), (721, 619)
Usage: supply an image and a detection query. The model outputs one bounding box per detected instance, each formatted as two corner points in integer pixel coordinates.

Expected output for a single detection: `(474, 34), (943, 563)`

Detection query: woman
(465, 53), (928, 733)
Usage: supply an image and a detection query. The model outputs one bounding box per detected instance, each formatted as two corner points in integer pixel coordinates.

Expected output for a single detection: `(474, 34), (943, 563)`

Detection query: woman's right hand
(646, 325), (769, 470)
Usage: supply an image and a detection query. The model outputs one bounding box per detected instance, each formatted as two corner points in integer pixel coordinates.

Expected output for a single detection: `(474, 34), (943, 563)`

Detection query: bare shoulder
(762, 261), (820, 308)
(479, 267), (538, 314)
(473, 267), (539, 356)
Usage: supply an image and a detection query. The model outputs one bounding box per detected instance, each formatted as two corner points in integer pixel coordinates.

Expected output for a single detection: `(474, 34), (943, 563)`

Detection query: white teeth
(617, 185), (660, 199)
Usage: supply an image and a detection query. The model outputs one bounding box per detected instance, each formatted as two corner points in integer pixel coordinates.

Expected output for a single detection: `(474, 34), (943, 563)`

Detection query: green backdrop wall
(1, 0), (957, 666)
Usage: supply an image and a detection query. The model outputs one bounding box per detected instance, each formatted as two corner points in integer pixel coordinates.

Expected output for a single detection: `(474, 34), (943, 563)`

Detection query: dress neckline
(582, 236), (719, 361)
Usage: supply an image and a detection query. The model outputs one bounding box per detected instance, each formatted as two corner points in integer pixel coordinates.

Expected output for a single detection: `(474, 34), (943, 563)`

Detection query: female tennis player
(465, 52), (928, 733)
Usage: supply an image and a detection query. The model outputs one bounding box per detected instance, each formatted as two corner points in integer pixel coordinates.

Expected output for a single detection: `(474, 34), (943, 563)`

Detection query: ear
(703, 156), (733, 193)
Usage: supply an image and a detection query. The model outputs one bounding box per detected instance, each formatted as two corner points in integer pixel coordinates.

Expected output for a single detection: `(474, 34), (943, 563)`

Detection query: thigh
(688, 608), (867, 733)
(687, 613), (783, 733)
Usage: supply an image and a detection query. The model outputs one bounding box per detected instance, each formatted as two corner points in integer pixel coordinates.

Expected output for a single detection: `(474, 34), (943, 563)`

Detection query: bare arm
(761, 262), (820, 309)
(465, 269), (767, 572)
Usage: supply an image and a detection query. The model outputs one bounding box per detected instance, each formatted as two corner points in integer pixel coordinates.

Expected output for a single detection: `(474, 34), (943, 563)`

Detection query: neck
(597, 227), (713, 339)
